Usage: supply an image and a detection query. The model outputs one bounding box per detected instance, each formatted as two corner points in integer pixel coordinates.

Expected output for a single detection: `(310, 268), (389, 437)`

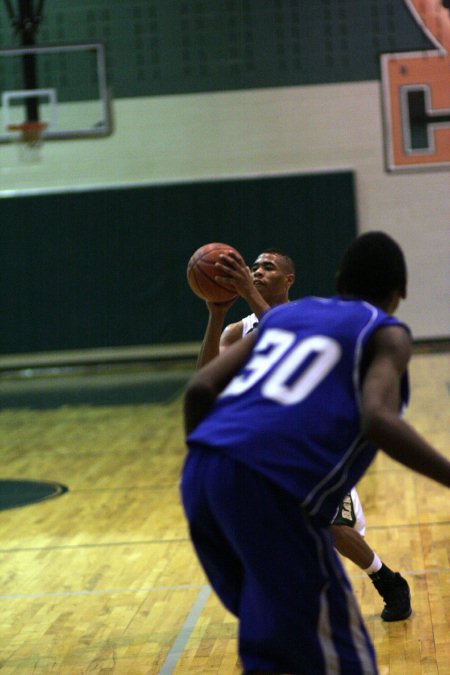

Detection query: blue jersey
(187, 297), (410, 523)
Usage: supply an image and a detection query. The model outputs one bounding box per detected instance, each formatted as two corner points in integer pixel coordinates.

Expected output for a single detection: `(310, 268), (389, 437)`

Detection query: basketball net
(7, 121), (48, 163)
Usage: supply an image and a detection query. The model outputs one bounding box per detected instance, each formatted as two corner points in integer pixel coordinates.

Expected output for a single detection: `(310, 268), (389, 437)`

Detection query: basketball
(187, 242), (241, 302)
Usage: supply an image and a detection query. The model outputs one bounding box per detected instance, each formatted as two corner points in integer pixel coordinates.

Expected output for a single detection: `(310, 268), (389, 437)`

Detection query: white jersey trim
(241, 313), (259, 337)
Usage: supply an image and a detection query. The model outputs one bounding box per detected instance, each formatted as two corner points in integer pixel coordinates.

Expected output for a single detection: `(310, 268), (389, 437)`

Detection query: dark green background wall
(0, 172), (356, 354)
(0, 1), (432, 99)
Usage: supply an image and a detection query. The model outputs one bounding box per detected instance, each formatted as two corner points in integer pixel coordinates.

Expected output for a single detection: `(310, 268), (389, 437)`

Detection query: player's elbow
(183, 379), (218, 435)
(360, 406), (393, 446)
(185, 379), (217, 408)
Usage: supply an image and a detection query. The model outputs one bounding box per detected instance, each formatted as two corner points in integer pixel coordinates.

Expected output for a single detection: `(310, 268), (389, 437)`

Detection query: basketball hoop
(7, 120), (48, 163)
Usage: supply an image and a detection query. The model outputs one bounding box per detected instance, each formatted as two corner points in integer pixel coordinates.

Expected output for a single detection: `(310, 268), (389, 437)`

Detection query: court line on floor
(2, 519), (449, 554)
(0, 567), (448, 602)
(158, 585), (211, 675)
(0, 537), (191, 553)
(0, 583), (206, 600)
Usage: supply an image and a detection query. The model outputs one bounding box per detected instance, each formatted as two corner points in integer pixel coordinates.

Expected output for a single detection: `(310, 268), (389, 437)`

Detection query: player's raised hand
(214, 252), (254, 299)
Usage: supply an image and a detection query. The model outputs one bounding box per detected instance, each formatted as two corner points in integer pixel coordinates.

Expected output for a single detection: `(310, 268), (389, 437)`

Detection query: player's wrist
(207, 300), (234, 316)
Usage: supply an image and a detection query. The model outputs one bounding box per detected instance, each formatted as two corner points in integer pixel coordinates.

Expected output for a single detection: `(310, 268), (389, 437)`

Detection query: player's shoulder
(220, 320), (244, 347)
(367, 322), (412, 372)
(371, 322), (411, 351)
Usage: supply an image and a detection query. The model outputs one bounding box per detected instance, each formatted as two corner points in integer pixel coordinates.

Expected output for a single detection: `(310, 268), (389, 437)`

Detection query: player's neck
(339, 292), (397, 315)
(267, 294), (290, 308)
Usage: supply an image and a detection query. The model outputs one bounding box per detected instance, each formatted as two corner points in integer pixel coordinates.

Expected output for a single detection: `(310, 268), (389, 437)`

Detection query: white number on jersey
(220, 328), (342, 405)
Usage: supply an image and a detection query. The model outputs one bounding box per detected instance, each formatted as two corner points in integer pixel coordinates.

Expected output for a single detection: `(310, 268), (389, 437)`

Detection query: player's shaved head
(337, 231), (407, 302)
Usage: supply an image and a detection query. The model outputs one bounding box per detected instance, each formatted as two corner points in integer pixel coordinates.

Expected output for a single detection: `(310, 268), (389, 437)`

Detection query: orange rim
(7, 121), (48, 143)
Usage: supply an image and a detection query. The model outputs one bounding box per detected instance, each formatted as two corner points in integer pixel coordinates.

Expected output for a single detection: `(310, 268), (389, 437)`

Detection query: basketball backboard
(0, 42), (112, 143)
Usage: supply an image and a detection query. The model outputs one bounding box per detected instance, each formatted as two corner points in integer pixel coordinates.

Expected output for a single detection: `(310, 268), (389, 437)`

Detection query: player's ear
(286, 273), (295, 289)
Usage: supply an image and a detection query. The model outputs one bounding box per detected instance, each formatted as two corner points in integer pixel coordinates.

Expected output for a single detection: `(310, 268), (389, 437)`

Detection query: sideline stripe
(1, 567), (448, 602)
(158, 585), (211, 674)
(0, 583), (205, 601)
(0, 537), (190, 553)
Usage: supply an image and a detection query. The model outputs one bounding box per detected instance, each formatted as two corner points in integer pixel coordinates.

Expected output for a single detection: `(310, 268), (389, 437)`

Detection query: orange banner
(381, 1), (450, 171)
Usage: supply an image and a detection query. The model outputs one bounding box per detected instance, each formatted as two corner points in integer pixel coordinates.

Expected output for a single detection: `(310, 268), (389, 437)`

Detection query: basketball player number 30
(221, 328), (342, 405)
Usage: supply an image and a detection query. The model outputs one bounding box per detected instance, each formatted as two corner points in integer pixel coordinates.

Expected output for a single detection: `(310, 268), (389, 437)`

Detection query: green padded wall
(0, 172), (356, 354)
(0, 1), (432, 100)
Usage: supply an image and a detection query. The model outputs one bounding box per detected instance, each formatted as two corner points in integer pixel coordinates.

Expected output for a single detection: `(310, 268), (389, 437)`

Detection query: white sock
(364, 552), (382, 575)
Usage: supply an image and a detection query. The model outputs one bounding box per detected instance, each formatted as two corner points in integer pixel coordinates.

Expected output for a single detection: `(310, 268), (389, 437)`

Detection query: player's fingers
(218, 252), (244, 267)
(214, 261), (240, 275)
(226, 250), (244, 264)
(214, 275), (237, 287)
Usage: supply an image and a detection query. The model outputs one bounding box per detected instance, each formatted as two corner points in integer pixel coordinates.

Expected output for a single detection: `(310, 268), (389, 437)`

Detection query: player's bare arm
(219, 320), (245, 353)
(197, 253), (269, 369)
(185, 332), (257, 435)
(361, 325), (450, 487)
(196, 298), (237, 368)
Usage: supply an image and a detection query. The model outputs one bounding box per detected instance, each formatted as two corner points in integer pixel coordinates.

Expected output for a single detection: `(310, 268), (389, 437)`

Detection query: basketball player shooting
(181, 231), (450, 673)
(194, 244), (412, 622)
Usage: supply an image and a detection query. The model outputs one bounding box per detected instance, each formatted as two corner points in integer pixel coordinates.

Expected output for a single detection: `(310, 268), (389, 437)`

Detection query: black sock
(369, 562), (396, 582)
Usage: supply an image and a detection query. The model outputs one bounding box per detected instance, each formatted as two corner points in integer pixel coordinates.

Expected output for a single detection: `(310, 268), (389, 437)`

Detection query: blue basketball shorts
(181, 448), (377, 674)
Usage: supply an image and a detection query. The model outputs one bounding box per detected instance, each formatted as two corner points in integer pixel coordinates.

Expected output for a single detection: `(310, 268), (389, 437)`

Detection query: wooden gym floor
(0, 348), (448, 674)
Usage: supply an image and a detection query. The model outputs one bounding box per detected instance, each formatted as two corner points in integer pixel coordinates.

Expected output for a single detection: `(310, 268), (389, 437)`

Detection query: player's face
(250, 253), (293, 301)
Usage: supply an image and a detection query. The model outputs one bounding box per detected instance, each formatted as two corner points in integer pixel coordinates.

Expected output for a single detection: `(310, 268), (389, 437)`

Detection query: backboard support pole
(3, 0), (46, 122)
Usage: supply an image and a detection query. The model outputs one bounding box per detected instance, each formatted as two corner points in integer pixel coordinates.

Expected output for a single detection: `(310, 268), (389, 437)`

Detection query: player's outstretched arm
(185, 332), (256, 435)
(360, 326), (450, 488)
(196, 299), (237, 369)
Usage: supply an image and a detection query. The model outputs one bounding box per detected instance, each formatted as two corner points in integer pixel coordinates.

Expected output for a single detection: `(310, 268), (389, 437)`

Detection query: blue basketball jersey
(187, 296), (410, 523)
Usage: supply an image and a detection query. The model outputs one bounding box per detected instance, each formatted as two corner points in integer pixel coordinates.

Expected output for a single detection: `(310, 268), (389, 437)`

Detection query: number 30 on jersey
(220, 328), (342, 405)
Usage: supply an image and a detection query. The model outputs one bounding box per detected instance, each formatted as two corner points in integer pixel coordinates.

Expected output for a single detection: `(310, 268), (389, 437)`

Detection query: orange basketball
(187, 242), (241, 302)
